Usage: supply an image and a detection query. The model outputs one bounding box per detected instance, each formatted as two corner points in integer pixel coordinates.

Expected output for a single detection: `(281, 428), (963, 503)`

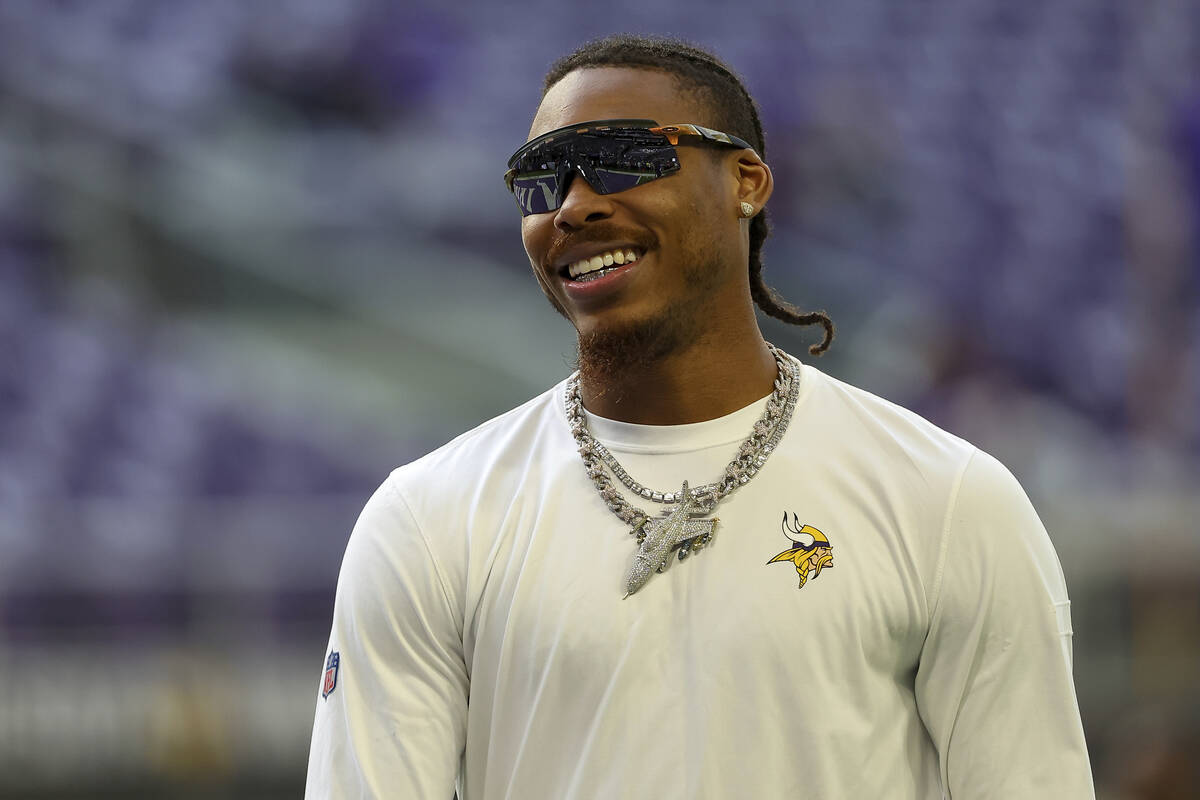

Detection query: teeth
(566, 248), (641, 280)
(575, 268), (615, 283)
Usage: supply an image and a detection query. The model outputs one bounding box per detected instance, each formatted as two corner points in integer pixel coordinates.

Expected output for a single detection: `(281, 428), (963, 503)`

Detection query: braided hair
(543, 34), (834, 355)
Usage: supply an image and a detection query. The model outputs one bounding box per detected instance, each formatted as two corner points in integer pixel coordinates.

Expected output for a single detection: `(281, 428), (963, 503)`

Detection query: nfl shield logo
(322, 651), (340, 699)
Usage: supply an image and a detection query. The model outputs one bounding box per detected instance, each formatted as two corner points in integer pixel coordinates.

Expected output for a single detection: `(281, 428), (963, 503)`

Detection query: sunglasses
(504, 118), (755, 217)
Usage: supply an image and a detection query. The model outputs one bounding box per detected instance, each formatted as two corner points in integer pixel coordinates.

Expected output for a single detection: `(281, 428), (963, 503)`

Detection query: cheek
(520, 217), (537, 249)
(673, 191), (734, 251)
(521, 217), (550, 263)
(669, 164), (736, 240)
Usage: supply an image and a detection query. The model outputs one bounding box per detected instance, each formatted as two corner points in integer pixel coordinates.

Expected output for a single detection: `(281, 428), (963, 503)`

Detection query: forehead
(528, 66), (710, 140)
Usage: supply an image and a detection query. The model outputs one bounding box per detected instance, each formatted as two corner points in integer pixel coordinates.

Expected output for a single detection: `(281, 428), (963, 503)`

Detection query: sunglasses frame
(504, 119), (756, 215)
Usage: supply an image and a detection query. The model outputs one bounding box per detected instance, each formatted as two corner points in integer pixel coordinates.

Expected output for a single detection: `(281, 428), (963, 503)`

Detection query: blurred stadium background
(1, 1), (1197, 797)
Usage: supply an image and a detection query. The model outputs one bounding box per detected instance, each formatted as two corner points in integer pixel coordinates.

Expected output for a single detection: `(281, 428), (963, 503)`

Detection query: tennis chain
(565, 343), (801, 595)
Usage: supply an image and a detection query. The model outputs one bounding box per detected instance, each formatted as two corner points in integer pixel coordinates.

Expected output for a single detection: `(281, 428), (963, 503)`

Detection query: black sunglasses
(504, 118), (755, 216)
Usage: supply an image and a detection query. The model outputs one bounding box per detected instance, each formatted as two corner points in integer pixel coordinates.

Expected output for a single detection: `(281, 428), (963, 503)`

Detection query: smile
(565, 248), (642, 282)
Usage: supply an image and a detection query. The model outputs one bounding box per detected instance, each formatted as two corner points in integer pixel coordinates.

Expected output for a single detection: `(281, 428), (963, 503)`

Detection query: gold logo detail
(768, 513), (833, 589)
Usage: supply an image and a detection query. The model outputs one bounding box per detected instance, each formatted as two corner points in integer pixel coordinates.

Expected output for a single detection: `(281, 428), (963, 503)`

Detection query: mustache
(543, 222), (658, 271)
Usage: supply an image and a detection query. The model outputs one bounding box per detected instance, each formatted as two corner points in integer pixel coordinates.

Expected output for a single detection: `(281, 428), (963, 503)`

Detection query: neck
(577, 328), (778, 425)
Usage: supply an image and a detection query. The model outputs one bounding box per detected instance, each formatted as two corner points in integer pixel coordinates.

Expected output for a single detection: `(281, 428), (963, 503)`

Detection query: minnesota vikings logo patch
(768, 513), (833, 589)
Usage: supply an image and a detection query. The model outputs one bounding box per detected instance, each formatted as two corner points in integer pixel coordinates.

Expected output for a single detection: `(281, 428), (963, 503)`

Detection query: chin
(575, 303), (694, 386)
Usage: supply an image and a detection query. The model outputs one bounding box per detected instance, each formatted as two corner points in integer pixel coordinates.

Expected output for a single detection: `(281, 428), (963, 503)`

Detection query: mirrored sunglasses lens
(593, 167), (659, 194)
(506, 127), (678, 213)
(509, 171), (561, 215)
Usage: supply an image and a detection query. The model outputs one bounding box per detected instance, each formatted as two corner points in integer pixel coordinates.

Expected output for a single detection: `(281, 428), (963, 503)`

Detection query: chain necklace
(565, 343), (801, 596)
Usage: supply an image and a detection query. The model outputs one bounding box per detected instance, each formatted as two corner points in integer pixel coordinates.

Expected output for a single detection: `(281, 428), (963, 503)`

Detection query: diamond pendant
(636, 513), (719, 562)
(623, 482), (719, 598)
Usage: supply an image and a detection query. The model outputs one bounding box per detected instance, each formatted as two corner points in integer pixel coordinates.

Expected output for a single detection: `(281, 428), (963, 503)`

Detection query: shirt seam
(598, 434), (765, 455)
(926, 446), (978, 628)
(555, 355), (811, 455)
(579, 399), (772, 454)
(387, 475), (463, 641)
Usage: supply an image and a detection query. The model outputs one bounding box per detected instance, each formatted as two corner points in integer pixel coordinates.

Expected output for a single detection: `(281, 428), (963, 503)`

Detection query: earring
(739, 201), (755, 218)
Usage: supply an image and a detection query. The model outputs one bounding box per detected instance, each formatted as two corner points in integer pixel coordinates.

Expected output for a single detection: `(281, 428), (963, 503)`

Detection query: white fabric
(305, 360), (1095, 799)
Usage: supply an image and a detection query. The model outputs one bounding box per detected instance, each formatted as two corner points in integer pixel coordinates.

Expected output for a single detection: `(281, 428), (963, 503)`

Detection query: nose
(553, 168), (615, 231)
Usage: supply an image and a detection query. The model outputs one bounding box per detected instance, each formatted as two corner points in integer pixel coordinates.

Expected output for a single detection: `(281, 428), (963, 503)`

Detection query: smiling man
(305, 35), (1095, 799)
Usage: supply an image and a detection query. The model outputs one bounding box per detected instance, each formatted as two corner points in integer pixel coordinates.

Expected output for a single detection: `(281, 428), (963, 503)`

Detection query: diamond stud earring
(739, 201), (755, 218)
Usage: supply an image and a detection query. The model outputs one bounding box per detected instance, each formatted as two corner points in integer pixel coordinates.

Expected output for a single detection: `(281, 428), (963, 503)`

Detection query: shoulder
(339, 380), (573, 595)
(946, 446), (1065, 592)
(794, 363), (1064, 609)
(391, 380), (570, 493)
(796, 362), (978, 485)
(370, 379), (577, 550)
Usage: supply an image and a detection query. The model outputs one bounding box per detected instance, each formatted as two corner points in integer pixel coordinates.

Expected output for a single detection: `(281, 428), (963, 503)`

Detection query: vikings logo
(767, 513), (833, 589)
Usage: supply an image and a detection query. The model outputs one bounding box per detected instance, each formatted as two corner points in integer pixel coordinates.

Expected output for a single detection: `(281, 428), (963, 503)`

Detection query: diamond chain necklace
(565, 343), (801, 596)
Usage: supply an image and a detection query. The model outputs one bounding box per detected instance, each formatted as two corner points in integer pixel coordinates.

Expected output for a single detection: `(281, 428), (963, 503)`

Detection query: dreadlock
(543, 34), (834, 355)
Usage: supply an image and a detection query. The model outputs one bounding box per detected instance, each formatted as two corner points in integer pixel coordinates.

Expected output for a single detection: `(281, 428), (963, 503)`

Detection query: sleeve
(305, 474), (468, 799)
(914, 450), (1095, 799)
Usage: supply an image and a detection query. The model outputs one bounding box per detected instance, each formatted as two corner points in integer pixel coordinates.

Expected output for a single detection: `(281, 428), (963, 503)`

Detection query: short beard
(576, 308), (688, 403)
(575, 263), (721, 404)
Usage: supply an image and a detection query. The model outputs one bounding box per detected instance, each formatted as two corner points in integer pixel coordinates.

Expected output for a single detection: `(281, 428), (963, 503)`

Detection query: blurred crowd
(0, 0), (1196, 797)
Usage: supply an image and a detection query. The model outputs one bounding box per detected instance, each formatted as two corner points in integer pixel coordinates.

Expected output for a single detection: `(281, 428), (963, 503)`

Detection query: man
(306, 35), (1095, 798)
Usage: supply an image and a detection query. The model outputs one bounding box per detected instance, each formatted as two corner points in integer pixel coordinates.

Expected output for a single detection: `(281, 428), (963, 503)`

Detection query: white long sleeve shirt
(305, 359), (1095, 798)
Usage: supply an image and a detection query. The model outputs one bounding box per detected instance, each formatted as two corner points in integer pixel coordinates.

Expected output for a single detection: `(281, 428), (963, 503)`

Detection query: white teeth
(565, 248), (642, 280)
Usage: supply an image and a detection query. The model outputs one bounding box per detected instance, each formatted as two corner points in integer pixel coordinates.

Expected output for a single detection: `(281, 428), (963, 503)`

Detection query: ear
(735, 150), (773, 215)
